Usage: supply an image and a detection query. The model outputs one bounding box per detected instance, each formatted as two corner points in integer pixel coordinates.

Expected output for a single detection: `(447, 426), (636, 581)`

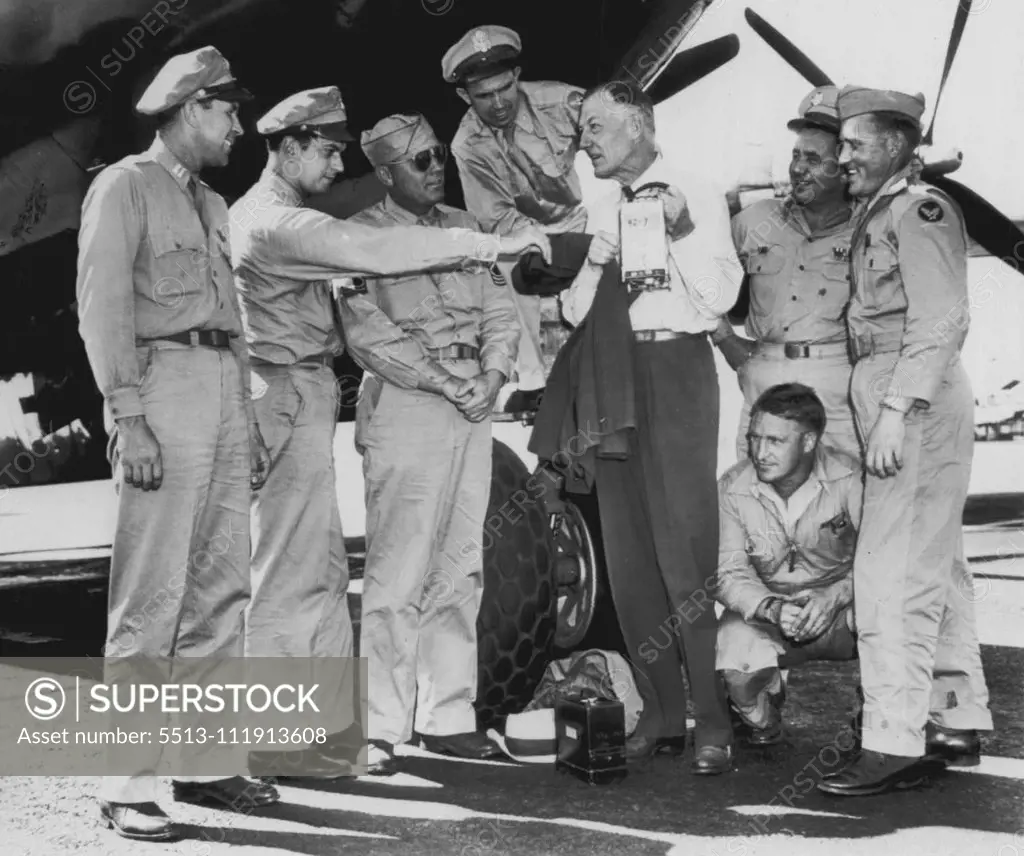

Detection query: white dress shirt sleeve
(667, 169), (744, 322)
(558, 189), (619, 326)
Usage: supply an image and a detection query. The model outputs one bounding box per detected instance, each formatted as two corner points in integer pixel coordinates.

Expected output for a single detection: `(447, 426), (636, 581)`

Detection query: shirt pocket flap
(822, 260), (851, 283)
(744, 245), (786, 276)
(148, 226), (208, 257)
(865, 243), (899, 272)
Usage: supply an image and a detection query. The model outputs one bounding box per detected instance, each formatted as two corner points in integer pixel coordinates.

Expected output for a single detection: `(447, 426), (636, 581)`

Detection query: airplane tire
(475, 439), (557, 728)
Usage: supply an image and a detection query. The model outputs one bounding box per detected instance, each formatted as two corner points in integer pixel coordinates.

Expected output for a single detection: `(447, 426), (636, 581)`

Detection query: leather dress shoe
(817, 749), (945, 796)
(249, 745), (354, 780)
(691, 744), (734, 775)
(746, 721), (783, 747)
(625, 733), (659, 763)
(366, 740), (401, 775)
(251, 723), (367, 779)
(173, 775), (280, 811)
(926, 723), (981, 767)
(99, 801), (178, 842)
(654, 735), (688, 757)
(418, 731), (503, 759)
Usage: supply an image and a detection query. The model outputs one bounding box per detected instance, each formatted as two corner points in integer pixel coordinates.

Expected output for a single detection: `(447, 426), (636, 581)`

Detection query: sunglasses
(391, 144), (448, 172)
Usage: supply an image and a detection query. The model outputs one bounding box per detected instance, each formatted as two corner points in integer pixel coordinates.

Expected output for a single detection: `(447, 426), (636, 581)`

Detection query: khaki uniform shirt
(731, 198), (855, 344)
(347, 196), (519, 386)
(452, 80), (586, 234)
(847, 167), (969, 407)
(228, 170), (504, 385)
(715, 446), (863, 620)
(76, 137), (254, 424)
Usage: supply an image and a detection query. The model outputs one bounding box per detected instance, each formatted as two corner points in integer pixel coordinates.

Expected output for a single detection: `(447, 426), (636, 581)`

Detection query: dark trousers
(595, 334), (732, 747)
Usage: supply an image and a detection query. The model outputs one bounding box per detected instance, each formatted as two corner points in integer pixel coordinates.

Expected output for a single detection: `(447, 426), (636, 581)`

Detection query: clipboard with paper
(619, 181), (672, 293)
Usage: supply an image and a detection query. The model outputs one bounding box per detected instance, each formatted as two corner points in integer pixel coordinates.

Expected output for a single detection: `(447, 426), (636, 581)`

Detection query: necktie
(412, 212), (459, 346)
(187, 176), (210, 236)
(502, 125), (547, 195)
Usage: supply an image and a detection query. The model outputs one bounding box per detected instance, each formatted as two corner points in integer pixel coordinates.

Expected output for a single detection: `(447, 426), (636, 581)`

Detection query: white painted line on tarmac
(949, 754), (1024, 780)
(729, 805), (861, 819)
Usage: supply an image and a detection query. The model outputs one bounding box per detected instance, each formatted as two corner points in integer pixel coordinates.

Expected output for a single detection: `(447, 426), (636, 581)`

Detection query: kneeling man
(715, 383), (859, 743)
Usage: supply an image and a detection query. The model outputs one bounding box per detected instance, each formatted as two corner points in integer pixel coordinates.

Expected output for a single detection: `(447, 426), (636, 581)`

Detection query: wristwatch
(757, 596), (783, 625)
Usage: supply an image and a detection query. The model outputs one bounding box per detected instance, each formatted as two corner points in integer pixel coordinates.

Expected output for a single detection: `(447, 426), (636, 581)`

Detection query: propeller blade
(617, 0), (709, 90)
(923, 0), (972, 146)
(645, 34), (741, 104)
(743, 8), (833, 88)
(927, 174), (1024, 264)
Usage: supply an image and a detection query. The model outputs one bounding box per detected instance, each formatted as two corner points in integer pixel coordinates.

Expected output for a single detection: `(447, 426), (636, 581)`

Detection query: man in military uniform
(445, 25), (587, 411)
(345, 113), (519, 764)
(561, 80), (743, 774)
(77, 46), (278, 843)
(229, 89), (546, 774)
(818, 86), (992, 797)
(716, 384), (859, 746)
(716, 86), (860, 460)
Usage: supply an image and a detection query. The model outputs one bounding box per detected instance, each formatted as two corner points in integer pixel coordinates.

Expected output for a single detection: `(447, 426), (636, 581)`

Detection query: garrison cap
(442, 25), (522, 85)
(256, 86), (355, 142)
(361, 113), (438, 168)
(136, 46), (251, 115)
(787, 85), (840, 134)
(836, 85), (927, 125)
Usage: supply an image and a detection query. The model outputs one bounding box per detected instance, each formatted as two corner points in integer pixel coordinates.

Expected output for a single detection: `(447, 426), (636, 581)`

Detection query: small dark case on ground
(555, 694), (628, 784)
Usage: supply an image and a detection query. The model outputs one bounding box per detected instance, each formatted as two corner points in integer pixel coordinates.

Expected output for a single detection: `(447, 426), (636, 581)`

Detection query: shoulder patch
(917, 200), (944, 223)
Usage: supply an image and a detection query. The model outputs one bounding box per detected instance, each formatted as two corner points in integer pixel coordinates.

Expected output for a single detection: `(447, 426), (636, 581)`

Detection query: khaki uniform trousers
(851, 355), (992, 757)
(100, 342), (251, 804)
(356, 367), (492, 745)
(246, 362), (355, 740)
(736, 343), (860, 461)
(716, 606), (857, 674)
(497, 262), (555, 391)
(499, 207), (588, 390)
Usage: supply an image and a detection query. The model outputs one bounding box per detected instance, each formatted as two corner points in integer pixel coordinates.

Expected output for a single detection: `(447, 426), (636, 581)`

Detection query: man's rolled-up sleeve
(76, 167), (145, 421)
(715, 486), (774, 619)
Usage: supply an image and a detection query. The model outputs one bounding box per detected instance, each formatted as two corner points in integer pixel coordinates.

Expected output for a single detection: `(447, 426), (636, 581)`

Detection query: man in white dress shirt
(560, 80), (744, 774)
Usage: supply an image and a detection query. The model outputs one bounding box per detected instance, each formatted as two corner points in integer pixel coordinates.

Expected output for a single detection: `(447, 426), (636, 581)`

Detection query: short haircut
(582, 79), (655, 128)
(154, 105), (182, 133)
(264, 128), (320, 153)
(867, 110), (922, 161)
(751, 383), (827, 436)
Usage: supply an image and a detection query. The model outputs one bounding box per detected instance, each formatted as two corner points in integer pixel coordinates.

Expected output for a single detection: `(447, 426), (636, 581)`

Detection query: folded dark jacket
(512, 233), (593, 296)
(529, 253), (636, 494)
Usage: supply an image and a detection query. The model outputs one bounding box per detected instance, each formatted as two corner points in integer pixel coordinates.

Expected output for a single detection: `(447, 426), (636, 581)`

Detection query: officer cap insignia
(808, 89), (824, 107)
(917, 200), (944, 223)
(472, 29), (492, 54)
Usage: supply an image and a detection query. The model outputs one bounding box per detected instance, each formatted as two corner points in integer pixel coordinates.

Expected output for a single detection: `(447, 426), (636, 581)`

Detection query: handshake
(438, 369), (504, 423)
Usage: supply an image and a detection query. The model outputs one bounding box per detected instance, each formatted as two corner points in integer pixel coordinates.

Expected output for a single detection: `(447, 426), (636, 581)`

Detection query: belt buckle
(189, 330), (201, 347)
(855, 333), (873, 360)
(783, 343), (803, 359)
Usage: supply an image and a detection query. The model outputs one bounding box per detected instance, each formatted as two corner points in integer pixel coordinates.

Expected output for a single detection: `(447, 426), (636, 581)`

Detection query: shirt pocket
(743, 244), (786, 276)
(858, 243), (904, 312)
(147, 226), (212, 306)
(816, 508), (856, 562)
